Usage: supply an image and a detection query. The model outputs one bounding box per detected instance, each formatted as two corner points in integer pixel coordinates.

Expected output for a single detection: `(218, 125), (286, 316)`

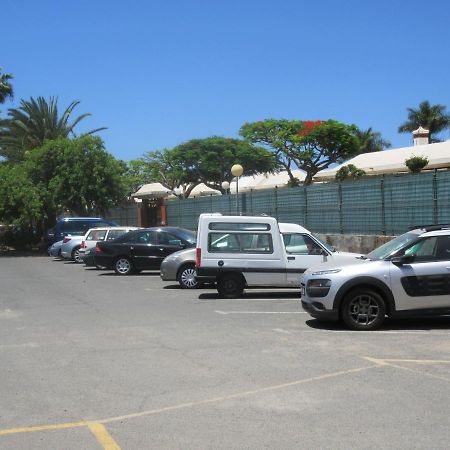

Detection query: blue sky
(2, 0), (450, 161)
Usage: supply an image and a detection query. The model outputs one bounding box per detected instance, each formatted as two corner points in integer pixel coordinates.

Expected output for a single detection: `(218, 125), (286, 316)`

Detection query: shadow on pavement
(306, 316), (450, 332)
(198, 291), (301, 300)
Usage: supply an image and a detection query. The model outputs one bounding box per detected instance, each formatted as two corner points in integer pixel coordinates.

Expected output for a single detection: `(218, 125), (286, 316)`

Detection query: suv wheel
(341, 288), (386, 331)
(178, 264), (198, 289)
(217, 274), (244, 299)
(72, 246), (83, 264)
(114, 257), (134, 275)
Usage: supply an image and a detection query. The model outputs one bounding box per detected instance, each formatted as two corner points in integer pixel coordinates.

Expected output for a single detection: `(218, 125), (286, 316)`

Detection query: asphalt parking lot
(1, 256), (449, 450)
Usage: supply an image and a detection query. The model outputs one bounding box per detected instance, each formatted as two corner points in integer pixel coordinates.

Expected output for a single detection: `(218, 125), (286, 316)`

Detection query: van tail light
(81, 240), (86, 249)
(196, 248), (201, 268)
(63, 237), (71, 244)
(95, 243), (103, 254)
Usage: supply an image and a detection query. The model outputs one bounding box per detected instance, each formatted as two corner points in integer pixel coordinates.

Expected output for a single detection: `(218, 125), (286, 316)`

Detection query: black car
(93, 227), (196, 275)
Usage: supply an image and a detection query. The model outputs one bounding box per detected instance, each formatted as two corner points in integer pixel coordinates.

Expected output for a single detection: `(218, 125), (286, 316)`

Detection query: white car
(301, 225), (450, 330)
(195, 213), (362, 298)
(80, 226), (140, 267)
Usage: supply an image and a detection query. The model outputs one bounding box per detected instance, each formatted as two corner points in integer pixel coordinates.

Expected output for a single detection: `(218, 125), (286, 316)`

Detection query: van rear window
(208, 223), (271, 231)
(208, 232), (273, 253)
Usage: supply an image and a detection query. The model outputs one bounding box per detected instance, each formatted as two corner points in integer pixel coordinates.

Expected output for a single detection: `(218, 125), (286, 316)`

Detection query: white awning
(315, 140), (450, 180)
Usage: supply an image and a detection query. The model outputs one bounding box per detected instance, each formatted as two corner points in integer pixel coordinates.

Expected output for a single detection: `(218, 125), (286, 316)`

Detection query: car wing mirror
(391, 254), (415, 266)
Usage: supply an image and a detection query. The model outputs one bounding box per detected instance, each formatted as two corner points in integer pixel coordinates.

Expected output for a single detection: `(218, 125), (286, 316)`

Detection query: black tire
(114, 257), (134, 275)
(341, 288), (386, 331)
(72, 246), (83, 264)
(217, 273), (244, 299)
(177, 264), (198, 289)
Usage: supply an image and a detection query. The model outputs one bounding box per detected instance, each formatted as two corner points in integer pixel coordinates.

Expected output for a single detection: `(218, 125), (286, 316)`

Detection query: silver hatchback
(301, 225), (450, 330)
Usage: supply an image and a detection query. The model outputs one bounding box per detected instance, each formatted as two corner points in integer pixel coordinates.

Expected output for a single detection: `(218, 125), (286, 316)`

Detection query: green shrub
(335, 164), (366, 181)
(405, 155), (429, 173)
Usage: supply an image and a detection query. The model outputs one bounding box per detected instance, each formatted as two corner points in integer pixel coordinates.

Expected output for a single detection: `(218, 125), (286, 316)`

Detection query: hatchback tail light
(81, 240), (86, 249)
(63, 237), (71, 244)
(196, 248), (201, 268)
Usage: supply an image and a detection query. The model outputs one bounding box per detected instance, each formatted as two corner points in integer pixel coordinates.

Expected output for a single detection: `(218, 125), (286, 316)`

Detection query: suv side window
(208, 232), (273, 253)
(87, 229), (107, 241)
(283, 234), (322, 255)
(157, 232), (183, 246)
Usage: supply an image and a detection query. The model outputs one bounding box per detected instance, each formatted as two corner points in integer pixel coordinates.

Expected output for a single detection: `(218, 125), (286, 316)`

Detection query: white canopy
(315, 140), (450, 180)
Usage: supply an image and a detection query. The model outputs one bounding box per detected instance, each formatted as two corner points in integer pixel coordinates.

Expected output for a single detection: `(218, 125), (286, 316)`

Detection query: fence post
(304, 185), (308, 228)
(433, 169), (438, 224)
(275, 186), (279, 220)
(338, 183), (343, 234)
(250, 189), (253, 215)
(381, 176), (386, 235)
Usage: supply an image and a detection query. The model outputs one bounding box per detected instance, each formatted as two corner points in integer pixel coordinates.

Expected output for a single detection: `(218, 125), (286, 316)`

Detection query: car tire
(177, 264), (198, 289)
(72, 246), (84, 264)
(217, 273), (244, 299)
(341, 288), (386, 331)
(114, 257), (134, 275)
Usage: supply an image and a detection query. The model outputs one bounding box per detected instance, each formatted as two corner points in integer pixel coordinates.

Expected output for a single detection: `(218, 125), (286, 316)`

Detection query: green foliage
(0, 163), (43, 226)
(405, 155), (429, 173)
(0, 96), (106, 163)
(23, 136), (127, 215)
(353, 127), (390, 153)
(335, 164), (366, 181)
(398, 100), (450, 143)
(240, 119), (360, 184)
(0, 68), (14, 104)
(140, 137), (278, 196)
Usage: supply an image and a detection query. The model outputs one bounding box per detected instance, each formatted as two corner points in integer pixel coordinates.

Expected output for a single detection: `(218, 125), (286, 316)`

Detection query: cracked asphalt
(1, 256), (449, 449)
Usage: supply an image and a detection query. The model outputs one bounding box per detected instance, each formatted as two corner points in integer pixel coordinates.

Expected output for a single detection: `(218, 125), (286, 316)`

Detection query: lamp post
(221, 181), (230, 194)
(231, 164), (243, 215)
(173, 187), (182, 226)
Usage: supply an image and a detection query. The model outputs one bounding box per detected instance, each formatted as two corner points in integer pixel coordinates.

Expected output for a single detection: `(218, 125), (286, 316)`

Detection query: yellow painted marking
(88, 423), (122, 450)
(0, 363), (376, 435)
(0, 421), (88, 436)
(364, 357), (390, 366)
(381, 359), (450, 364)
(98, 364), (374, 425)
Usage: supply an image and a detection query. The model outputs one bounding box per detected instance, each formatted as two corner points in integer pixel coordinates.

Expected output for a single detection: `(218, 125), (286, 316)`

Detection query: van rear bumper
(195, 267), (219, 283)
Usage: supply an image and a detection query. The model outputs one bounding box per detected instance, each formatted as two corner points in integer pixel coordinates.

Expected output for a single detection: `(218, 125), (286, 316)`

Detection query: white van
(195, 214), (362, 298)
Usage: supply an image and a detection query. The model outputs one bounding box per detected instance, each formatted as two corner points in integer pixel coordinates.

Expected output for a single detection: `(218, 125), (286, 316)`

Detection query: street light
(221, 181), (230, 194)
(231, 164), (243, 215)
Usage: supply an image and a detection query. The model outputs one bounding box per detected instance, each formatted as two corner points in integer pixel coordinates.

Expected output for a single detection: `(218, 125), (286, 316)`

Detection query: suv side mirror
(391, 254), (415, 266)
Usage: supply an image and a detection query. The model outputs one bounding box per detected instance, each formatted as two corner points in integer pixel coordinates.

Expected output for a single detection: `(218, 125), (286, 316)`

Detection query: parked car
(61, 235), (85, 263)
(301, 224), (450, 331)
(43, 217), (117, 251)
(94, 227), (196, 275)
(160, 248), (198, 288)
(194, 214), (362, 298)
(48, 240), (63, 258)
(80, 226), (139, 267)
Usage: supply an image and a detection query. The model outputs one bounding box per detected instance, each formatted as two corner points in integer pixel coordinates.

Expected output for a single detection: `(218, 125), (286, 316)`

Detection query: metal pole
(236, 176), (239, 215)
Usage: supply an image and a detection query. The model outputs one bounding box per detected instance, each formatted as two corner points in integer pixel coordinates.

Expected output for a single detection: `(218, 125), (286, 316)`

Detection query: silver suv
(301, 225), (450, 330)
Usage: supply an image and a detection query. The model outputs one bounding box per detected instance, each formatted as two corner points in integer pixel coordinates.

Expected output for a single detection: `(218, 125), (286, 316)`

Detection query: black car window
(107, 229), (128, 241)
(158, 232), (184, 246)
(129, 231), (157, 244)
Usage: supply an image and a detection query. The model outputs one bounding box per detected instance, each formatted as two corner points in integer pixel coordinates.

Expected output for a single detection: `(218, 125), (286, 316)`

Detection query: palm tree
(354, 127), (391, 153)
(0, 96), (106, 162)
(0, 69), (14, 104)
(398, 100), (450, 143)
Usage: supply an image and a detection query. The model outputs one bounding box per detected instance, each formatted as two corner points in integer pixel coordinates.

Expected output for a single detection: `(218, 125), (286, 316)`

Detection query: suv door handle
(287, 256), (295, 260)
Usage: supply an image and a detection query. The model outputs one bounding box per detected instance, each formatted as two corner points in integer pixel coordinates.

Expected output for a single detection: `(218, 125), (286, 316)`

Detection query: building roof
(315, 140), (450, 180)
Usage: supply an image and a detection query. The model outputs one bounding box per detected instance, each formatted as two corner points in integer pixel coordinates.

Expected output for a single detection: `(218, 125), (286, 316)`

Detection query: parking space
(1, 257), (449, 449)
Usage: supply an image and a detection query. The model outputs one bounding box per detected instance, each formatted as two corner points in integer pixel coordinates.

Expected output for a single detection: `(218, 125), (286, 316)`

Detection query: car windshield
(313, 235), (335, 252)
(367, 232), (420, 260)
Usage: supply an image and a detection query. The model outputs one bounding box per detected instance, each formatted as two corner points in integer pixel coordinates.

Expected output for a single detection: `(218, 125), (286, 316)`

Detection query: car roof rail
(409, 224), (450, 232)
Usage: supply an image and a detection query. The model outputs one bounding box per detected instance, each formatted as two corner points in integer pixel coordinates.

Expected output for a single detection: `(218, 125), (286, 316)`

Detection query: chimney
(413, 126), (429, 146)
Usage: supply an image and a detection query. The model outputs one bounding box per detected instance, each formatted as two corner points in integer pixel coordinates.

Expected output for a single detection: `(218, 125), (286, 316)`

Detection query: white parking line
(216, 310), (306, 315)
